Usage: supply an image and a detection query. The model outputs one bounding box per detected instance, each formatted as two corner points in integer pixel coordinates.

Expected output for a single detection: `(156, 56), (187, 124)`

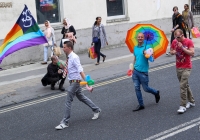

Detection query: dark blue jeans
(132, 69), (158, 106)
(94, 39), (105, 63)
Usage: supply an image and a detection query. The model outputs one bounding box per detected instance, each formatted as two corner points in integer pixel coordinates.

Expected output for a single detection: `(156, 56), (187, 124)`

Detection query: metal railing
(191, 0), (200, 15)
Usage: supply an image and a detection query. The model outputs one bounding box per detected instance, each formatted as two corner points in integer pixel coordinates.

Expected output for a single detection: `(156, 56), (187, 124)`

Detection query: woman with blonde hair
(41, 20), (56, 65)
(182, 4), (194, 39)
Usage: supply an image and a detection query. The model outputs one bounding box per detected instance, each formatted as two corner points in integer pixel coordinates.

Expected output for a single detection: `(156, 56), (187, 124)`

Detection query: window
(106, 0), (125, 17)
(191, 0), (200, 15)
(35, 0), (60, 24)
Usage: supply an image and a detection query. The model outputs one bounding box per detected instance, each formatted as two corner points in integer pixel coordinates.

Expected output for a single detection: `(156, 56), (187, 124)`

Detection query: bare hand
(58, 69), (63, 74)
(106, 42), (108, 45)
(171, 29), (174, 32)
(177, 42), (183, 48)
(171, 50), (176, 55)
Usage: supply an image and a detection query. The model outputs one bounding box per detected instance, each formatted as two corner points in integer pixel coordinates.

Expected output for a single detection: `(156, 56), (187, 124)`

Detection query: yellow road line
(0, 56), (200, 114)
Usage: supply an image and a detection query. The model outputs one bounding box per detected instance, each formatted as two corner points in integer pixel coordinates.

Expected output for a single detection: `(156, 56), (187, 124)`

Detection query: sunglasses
(175, 35), (183, 39)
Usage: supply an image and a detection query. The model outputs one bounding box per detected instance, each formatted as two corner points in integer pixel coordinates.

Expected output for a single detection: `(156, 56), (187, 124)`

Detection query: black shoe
(133, 105), (145, 111)
(59, 83), (65, 91)
(155, 90), (160, 103)
(59, 87), (65, 91)
(51, 83), (55, 90)
(51, 86), (55, 90)
(103, 56), (106, 62)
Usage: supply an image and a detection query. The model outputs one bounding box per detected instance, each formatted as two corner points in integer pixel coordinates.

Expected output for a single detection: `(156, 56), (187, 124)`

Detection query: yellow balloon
(80, 81), (87, 86)
(145, 54), (150, 58)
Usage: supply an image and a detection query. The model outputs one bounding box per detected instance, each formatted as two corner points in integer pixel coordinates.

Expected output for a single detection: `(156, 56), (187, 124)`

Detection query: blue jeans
(132, 69), (158, 106)
(44, 45), (54, 62)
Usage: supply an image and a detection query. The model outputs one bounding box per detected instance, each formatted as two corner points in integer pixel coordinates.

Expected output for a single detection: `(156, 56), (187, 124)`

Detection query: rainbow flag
(0, 5), (47, 64)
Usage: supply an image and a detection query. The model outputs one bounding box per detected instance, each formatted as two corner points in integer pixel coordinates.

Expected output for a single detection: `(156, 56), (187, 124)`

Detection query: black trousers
(170, 28), (187, 44)
(94, 39), (105, 63)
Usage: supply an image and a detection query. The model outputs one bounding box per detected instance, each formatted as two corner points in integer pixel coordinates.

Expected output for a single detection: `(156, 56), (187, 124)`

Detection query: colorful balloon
(144, 48), (153, 58)
(87, 80), (95, 86)
(129, 63), (133, 70)
(80, 81), (87, 86)
(149, 55), (154, 62)
(85, 75), (91, 82)
(127, 69), (133, 77)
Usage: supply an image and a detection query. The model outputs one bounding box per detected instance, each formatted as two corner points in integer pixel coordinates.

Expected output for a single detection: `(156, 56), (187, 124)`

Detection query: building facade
(0, 0), (199, 67)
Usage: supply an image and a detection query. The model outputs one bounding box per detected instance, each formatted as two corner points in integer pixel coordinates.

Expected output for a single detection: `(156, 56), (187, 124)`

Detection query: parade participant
(41, 56), (65, 91)
(170, 29), (195, 114)
(132, 33), (160, 111)
(55, 41), (101, 130)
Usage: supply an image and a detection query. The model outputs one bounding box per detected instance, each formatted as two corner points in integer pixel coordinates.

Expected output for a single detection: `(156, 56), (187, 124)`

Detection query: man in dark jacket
(41, 56), (66, 91)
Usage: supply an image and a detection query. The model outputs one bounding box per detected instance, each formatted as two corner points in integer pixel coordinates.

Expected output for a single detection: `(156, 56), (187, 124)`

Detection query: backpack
(176, 14), (187, 29)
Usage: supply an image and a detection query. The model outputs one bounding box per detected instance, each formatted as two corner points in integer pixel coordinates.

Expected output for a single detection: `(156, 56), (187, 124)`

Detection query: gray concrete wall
(1, 16), (200, 68)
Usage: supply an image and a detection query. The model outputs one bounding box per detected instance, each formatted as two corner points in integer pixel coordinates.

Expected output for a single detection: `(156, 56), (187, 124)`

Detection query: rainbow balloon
(125, 24), (169, 59)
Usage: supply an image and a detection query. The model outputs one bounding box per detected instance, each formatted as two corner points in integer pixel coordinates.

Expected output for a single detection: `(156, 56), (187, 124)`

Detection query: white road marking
(144, 117), (200, 140)
(155, 121), (200, 140)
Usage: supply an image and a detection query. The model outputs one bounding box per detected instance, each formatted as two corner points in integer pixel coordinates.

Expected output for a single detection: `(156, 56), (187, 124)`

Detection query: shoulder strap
(176, 14), (181, 18)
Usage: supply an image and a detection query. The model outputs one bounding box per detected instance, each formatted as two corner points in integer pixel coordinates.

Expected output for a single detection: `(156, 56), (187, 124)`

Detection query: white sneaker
(186, 102), (195, 109)
(92, 110), (101, 120)
(55, 123), (69, 130)
(177, 106), (186, 113)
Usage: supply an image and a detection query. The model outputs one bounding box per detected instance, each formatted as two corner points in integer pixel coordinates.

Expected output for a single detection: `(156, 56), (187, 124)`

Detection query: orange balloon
(80, 81), (87, 86)
(145, 54), (150, 58)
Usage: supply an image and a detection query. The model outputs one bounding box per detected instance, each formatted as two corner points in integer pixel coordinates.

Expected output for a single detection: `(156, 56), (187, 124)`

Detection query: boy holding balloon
(55, 41), (101, 130)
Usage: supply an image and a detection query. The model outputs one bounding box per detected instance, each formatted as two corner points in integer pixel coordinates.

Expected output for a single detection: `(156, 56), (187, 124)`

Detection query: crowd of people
(40, 4), (196, 130)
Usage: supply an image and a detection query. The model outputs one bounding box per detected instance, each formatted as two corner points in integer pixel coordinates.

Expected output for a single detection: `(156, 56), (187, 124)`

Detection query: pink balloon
(86, 84), (93, 92)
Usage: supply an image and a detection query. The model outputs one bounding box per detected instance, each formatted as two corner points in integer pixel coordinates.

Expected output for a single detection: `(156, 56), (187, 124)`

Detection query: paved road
(0, 59), (200, 140)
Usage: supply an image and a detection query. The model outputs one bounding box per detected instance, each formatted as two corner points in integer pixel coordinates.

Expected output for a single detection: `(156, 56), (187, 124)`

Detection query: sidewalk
(1, 37), (200, 108)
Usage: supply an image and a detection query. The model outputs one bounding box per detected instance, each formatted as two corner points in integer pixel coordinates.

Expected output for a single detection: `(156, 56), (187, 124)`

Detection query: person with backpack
(182, 4), (194, 39)
(166, 6), (187, 55)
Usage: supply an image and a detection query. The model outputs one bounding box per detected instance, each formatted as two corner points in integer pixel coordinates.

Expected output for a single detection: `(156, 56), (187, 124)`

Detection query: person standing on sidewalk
(60, 18), (76, 48)
(41, 20), (56, 65)
(132, 33), (160, 111)
(55, 41), (101, 130)
(92, 17), (108, 65)
(182, 4), (194, 39)
(166, 6), (187, 55)
(170, 29), (195, 114)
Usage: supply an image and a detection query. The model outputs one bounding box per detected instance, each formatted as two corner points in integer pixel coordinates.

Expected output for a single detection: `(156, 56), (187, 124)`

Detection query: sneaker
(55, 123), (69, 130)
(186, 102), (195, 109)
(92, 110), (101, 120)
(166, 52), (170, 56)
(177, 106), (186, 113)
